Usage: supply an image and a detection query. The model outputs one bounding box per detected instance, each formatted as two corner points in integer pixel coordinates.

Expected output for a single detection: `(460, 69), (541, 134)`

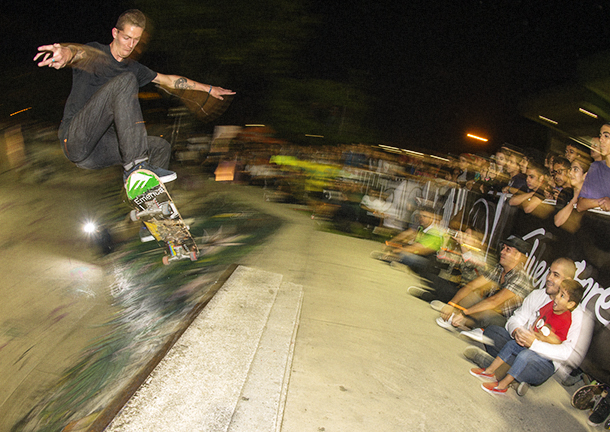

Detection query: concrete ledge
(106, 266), (289, 432)
(228, 281), (304, 432)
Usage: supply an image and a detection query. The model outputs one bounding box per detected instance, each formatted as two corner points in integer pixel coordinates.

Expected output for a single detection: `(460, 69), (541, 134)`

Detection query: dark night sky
(5, 0), (610, 154)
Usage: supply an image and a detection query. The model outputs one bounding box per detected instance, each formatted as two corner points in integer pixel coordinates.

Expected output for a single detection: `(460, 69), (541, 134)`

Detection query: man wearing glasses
(577, 124), (610, 212)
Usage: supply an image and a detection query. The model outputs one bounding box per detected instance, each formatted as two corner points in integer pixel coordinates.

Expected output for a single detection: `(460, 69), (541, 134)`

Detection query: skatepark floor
(0, 165), (598, 431)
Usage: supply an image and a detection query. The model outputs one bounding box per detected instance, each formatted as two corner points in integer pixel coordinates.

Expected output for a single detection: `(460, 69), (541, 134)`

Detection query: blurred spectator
(407, 227), (488, 303)
(503, 149), (527, 193)
(371, 206), (443, 275)
(589, 137), (603, 162)
(457, 154), (476, 188)
(551, 157), (571, 196)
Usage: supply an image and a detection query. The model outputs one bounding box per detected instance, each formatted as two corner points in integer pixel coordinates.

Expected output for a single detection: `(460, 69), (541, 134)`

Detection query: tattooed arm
(153, 73), (235, 100)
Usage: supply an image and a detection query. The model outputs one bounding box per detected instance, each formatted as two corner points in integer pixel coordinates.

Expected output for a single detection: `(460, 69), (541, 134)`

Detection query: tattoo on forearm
(174, 77), (194, 90)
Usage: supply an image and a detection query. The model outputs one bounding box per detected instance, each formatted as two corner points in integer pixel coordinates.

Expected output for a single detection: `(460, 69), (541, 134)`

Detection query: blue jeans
(491, 337), (555, 385)
(483, 325), (513, 358)
(59, 72), (170, 170)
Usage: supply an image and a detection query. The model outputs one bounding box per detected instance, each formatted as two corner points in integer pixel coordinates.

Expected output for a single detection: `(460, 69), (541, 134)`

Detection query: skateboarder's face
(111, 24), (144, 62)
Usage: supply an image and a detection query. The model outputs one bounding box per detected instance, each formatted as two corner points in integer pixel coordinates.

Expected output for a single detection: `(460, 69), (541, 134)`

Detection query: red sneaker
(482, 381), (508, 395)
(470, 368), (495, 381)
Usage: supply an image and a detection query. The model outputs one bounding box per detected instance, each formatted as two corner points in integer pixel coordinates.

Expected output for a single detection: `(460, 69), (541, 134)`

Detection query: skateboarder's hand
(34, 44), (70, 69)
(210, 85), (236, 100)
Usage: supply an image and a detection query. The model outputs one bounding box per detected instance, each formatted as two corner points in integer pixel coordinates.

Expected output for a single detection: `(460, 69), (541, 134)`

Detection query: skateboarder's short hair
(116, 9), (147, 31)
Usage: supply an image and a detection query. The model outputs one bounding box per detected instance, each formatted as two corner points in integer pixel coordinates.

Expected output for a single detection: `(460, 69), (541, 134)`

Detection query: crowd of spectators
(229, 124), (610, 426)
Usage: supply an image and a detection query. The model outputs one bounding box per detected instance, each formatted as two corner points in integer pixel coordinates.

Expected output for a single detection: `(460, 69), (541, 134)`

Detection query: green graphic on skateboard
(125, 169), (198, 265)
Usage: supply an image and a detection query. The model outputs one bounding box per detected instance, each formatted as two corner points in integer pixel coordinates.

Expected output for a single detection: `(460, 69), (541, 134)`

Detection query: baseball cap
(500, 235), (530, 255)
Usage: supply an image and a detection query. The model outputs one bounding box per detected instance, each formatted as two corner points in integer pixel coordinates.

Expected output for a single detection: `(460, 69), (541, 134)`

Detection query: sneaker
(460, 328), (495, 346)
(470, 368), (496, 381)
(407, 286), (434, 301)
(430, 300), (447, 312)
(516, 381), (529, 397)
(482, 381), (508, 395)
(463, 346), (494, 369)
(588, 393), (610, 427)
(124, 162), (177, 184)
(390, 261), (411, 273)
(436, 314), (456, 331)
(139, 226), (155, 242)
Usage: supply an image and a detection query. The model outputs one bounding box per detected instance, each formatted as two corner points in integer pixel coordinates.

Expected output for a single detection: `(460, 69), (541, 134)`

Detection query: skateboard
(125, 169), (199, 265)
(571, 383), (608, 411)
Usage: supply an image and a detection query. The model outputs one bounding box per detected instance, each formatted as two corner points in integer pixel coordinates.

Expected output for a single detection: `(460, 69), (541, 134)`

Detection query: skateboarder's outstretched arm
(34, 43), (90, 69)
(153, 73), (235, 101)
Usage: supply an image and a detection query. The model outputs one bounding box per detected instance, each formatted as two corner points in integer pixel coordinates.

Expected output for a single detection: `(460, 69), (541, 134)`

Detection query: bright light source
(403, 149), (424, 156)
(466, 134), (488, 142)
(83, 222), (97, 234)
(430, 155), (450, 162)
(305, 134), (324, 138)
(10, 107), (32, 116)
(579, 108), (598, 119)
(245, 124), (265, 127)
(538, 115), (558, 125)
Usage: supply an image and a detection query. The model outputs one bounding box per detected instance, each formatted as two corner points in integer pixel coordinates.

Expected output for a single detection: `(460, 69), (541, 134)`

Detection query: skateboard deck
(125, 169), (199, 265)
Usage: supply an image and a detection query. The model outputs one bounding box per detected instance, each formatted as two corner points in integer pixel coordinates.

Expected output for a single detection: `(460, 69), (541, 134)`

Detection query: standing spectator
(508, 161), (548, 213)
(555, 155), (592, 229)
(577, 123), (610, 212)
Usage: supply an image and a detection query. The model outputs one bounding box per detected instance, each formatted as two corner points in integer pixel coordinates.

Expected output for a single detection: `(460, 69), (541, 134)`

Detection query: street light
(466, 133), (488, 142)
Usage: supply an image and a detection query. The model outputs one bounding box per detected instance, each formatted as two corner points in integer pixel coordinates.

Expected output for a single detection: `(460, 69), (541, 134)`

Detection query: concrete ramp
(106, 266), (303, 432)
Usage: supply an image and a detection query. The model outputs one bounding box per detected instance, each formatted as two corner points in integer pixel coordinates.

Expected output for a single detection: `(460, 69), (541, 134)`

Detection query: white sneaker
(436, 314), (456, 331)
(430, 300), (447, 312)
(460, 328), (495, 346)
(407, 286), (430, 298)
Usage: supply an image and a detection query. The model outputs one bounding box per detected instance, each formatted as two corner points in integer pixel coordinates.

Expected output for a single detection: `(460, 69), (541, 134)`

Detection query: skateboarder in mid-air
(34, 9), (234, 184)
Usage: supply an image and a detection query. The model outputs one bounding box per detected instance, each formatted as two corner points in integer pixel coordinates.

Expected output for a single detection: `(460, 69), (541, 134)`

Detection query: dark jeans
(398, 252), (436, 276)
(417, 273), (460, 303)
(59, 72), (171, 170)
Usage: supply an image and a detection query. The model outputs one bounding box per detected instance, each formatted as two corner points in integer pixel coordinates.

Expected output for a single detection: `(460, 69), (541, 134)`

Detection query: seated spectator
(555, 154), (592, 230)
(437, 235), (533, 331)
(577, 123), (610, 212)
(508, 161), (548, 214)
(371, 206), (443, 275)
(471, 278), (585, 395)
(407, 228), (487, 303)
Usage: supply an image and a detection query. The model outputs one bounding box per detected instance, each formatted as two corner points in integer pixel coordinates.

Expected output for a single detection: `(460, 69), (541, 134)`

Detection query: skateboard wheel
(162, 203), (171, 217)
(190, 251), (198, 261)
(162, 255), (170, 265)
(130, 210), (139, 221)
